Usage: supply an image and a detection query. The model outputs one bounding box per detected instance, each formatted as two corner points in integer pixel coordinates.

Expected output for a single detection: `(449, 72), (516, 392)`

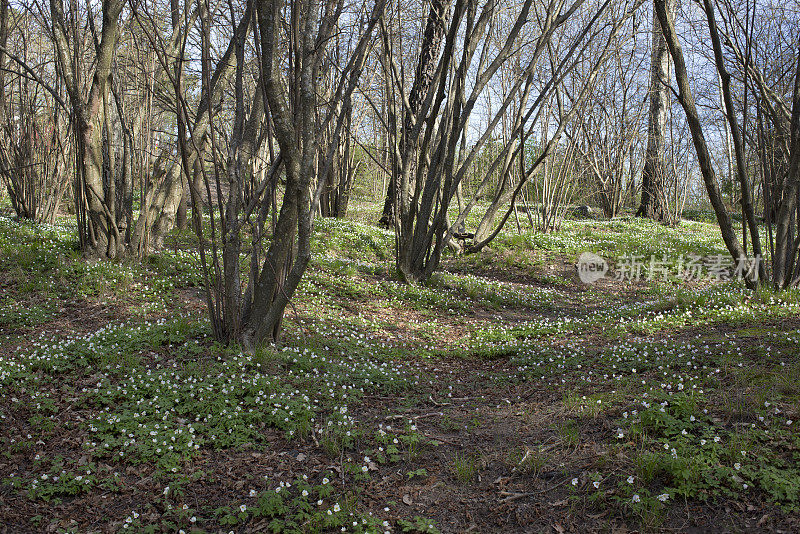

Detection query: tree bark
(51, 0), (125, 258)
(378, 0), (452, 228)
(772, 48), (800, 287)
(243, 0), (316, 345)
(637, 0), (676, 223)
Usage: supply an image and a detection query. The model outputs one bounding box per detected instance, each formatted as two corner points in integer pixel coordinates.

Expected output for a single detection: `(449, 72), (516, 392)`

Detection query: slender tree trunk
(702, 0), (765, 282)
(0, 0), (8, 121)
(772, 51), (800, 288)
(242, 0), (314, 346)
(653, 0), (752, 283)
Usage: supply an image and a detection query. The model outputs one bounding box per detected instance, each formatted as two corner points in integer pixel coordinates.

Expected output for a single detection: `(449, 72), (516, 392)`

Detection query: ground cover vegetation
(2, 0), (800, 531)
(1, 211), (799, 532)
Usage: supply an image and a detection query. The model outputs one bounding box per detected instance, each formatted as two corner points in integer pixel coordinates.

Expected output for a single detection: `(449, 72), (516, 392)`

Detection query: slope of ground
(1, 214), (799, 533)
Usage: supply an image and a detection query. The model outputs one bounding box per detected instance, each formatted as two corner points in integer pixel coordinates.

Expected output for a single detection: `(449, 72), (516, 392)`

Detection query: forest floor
(1, 209), (799, 533)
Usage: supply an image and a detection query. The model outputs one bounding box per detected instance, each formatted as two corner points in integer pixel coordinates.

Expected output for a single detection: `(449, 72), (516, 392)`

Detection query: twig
(385, 411), (443, 421)
(498, 477), (570, 503)
(428, 395), (451, 407)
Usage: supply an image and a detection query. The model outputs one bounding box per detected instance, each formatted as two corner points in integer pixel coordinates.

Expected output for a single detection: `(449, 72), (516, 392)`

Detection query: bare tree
(164, 0), (386, 346)
(50, 0), (126, 258)
(653, 0), (754, 283)
(385, 0), (644, 276)
(377, 0), (452, 229)
(381, 0), (636, 282)
(636, 0), (677, 223)
(571, 19), (647, 219)
(0, 4), (72, 223)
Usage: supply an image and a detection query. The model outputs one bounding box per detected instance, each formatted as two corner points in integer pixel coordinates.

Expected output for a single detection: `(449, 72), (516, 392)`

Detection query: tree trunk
(772, 52), (800, 288)
(702, 0), (765, 283)
(0, 0), (7, 121)
(378, 0), (452, 228)
(637, 0), (676, 223)
(128, 3), (230, 255)
(241, 0), (317, 346)
(51, 0), (126, 258)
(653, 0), (751, 281)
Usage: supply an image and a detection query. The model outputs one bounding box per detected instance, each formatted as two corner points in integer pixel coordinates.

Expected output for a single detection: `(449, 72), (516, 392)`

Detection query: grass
(0, 208), (799, 532)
